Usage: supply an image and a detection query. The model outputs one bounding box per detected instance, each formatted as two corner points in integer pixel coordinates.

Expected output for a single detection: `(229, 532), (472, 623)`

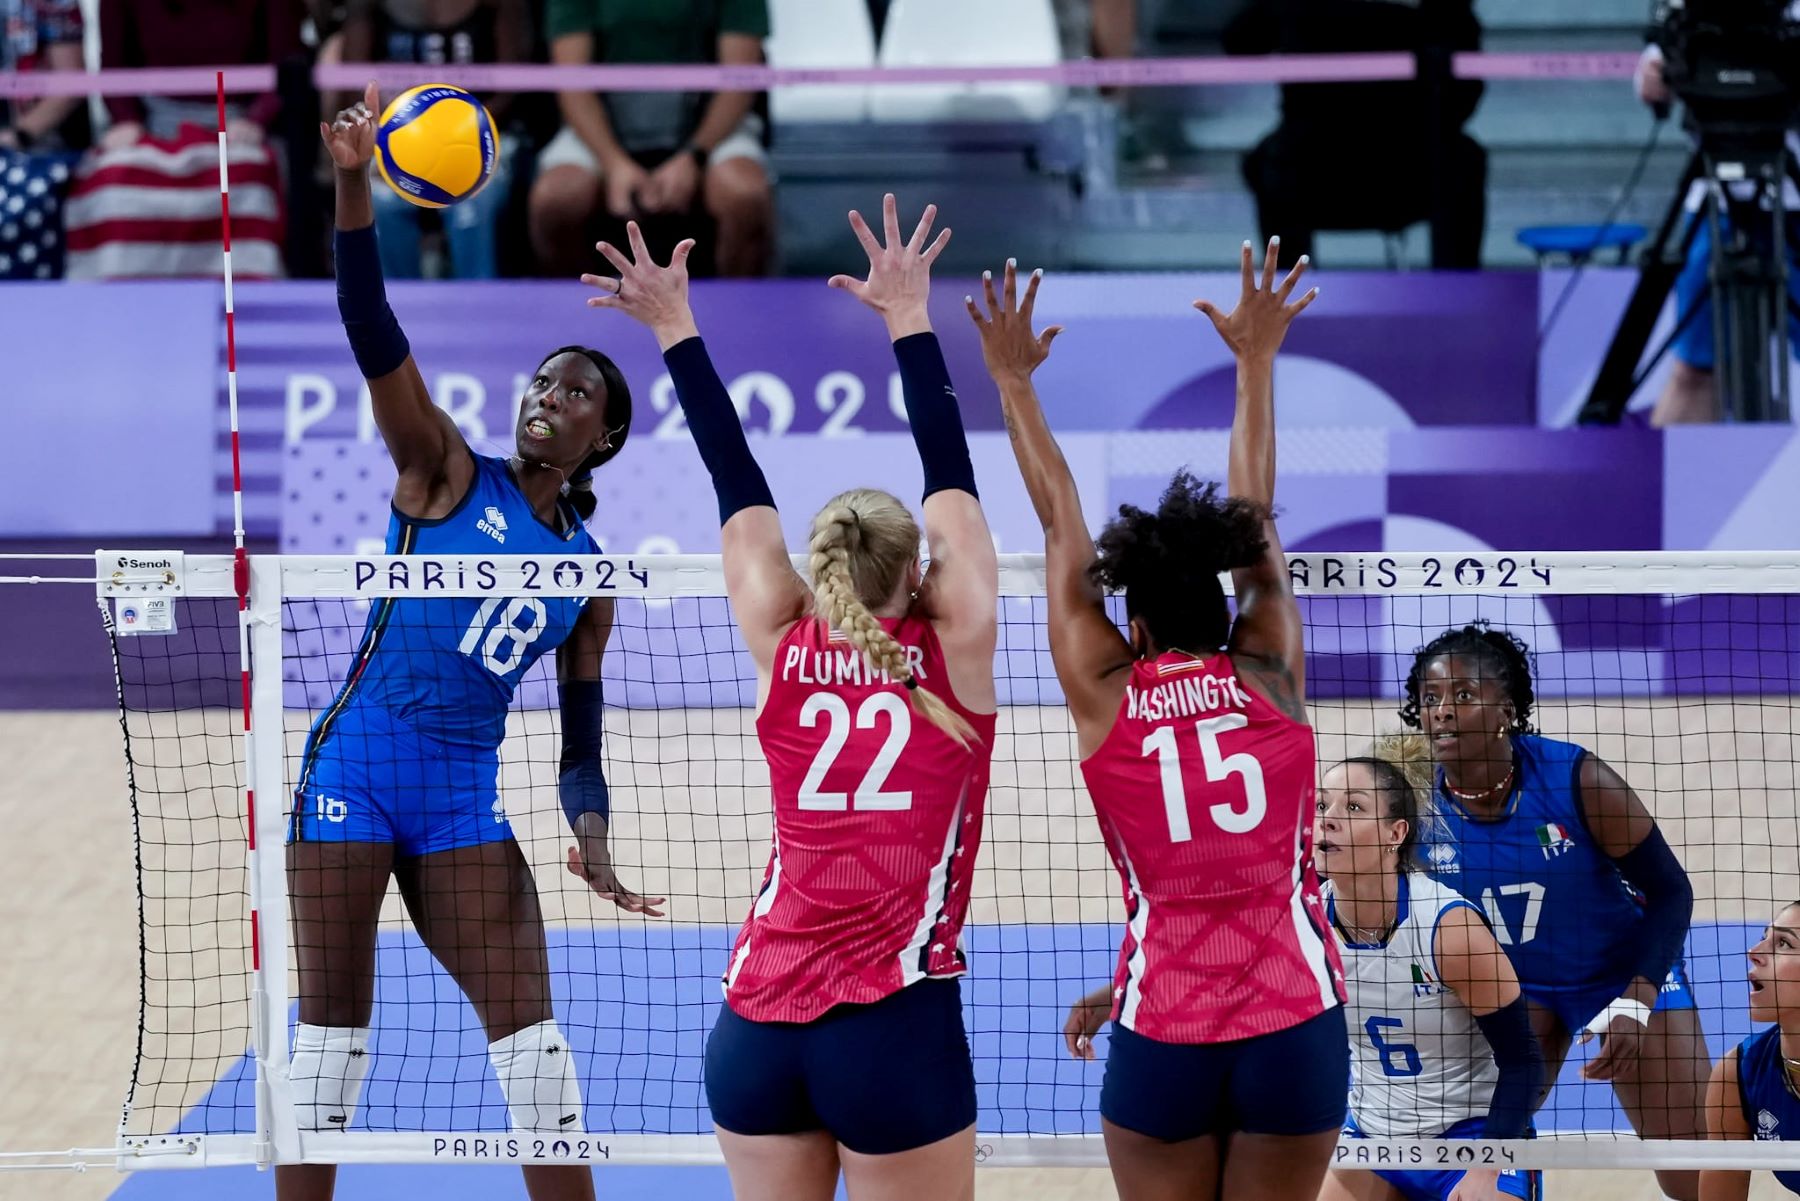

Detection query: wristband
(1583, 996), (1652, 1035)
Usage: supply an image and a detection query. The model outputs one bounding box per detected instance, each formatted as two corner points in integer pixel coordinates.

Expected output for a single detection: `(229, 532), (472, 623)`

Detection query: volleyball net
(75, 550), (1800, 1173)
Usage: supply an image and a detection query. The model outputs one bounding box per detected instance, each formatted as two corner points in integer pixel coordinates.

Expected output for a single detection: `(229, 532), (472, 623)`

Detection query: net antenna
(215, 70), (277, 1170)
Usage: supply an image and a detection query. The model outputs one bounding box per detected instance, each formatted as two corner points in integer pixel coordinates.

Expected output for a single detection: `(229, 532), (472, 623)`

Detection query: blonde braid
(808, 504), (976, 748)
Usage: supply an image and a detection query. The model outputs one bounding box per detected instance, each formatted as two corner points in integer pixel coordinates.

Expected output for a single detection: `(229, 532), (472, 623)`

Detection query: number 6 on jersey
(1141, 713), (1268, 842)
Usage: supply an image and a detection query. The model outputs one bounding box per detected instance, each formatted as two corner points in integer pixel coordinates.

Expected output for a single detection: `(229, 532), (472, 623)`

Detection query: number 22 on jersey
(1141, 713), (1268, 842)
(796, 692), (913, 812)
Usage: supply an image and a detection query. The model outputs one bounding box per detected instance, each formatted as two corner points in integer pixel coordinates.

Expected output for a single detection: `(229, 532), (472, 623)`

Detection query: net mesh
(108, 565), (1800, 1162)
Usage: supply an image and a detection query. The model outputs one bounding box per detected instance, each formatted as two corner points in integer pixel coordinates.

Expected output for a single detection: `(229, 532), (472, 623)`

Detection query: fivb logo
(477, 505), (508, 545)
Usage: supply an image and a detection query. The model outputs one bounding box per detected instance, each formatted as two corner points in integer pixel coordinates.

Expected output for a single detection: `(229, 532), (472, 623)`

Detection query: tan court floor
(2, 708), (1797, 1201)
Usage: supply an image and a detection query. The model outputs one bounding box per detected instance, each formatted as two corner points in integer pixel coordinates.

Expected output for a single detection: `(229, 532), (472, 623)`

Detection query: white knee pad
(290, 1023), (373, 1132)
(488, 1019), (585, 1134)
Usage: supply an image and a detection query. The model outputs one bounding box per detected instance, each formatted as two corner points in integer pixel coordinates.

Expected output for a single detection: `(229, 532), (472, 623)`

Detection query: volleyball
(374, 84), (498, 209)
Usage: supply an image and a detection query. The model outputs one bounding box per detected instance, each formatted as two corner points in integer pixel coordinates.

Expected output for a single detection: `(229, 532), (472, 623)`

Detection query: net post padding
(79, 551), (1800, 1171)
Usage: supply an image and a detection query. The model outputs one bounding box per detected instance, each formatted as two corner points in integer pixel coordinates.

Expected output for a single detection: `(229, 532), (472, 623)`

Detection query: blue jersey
(1421, 735), (1645, 1010)
(314, 453), (600, 752)
(1736, 1026), (1800, 1195)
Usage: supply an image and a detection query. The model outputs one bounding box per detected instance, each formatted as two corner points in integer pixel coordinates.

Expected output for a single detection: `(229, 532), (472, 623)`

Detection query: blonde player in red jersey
(584, 197), (997, 1201)
(970, 244), (1346, 1201)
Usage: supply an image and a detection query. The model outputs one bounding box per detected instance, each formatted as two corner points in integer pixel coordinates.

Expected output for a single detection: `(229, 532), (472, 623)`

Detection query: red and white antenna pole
(217, 70), (274, 1166)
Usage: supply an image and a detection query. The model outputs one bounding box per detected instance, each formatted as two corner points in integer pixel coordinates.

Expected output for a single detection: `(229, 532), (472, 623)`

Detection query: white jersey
(1327, 873), (1498, 1138)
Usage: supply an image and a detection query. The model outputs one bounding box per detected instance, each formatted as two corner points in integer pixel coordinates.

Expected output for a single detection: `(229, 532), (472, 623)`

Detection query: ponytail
(807, 499), (976, 749)
(565, 460), (598, 522)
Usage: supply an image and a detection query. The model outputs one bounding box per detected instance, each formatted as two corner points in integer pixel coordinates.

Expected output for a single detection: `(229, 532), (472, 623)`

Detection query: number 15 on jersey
(1141, 713), (1268, 842)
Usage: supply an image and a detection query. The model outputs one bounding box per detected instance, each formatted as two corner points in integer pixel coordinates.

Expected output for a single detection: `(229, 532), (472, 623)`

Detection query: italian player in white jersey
(1317, 735), (1545, 1201)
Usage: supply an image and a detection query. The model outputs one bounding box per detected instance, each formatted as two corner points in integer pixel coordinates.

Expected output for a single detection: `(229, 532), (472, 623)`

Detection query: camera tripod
(1579, 140), (1800, 424)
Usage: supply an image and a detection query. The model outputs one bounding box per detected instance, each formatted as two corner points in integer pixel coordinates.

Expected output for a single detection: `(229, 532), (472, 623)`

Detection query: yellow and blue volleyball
(374, 84), (498, 209)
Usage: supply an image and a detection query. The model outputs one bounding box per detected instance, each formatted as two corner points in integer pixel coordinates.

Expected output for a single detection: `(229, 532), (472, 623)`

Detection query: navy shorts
(1344, 1116), (1540, 1201)
(289, 704), (512, 858)
(1101, 1005), (1348, 1142)
(704, 978), (976, 1156)
(1528, 959), (1698, 1036)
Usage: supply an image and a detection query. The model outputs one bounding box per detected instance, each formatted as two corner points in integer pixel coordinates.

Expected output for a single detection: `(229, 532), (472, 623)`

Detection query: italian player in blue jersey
(1402, 623), (1709, 1200)
(281, 85), (663, 1201)
(1699, 900), (1800, 1201)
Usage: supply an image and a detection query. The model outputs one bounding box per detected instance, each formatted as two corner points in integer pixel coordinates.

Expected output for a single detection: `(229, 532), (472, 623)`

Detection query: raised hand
(581, 221), (700, 350)
(828, 193), (951, 339)
(1194, 237), (1319, 362)
(966, 259), (1063, 383)
(320, 81), (381, 172)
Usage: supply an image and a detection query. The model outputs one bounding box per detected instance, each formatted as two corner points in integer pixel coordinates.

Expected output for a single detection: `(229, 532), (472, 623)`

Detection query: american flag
(63, 123), (284, 280)
(0, 149), (77, 279)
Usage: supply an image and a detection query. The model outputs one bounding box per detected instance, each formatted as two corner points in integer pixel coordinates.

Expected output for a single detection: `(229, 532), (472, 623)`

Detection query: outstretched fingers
(593, 239), (633, 277)
(964, 291), (989, 328)
(625, 219), (651, 266)
(907, 203), (938, 253)
(1275, 253), (1310, 302)
(1238, 239), (1256, 299)
(881, 191), (902, 252)
(846, 207), (881, 259)
(982, 267), (1000, 320)
(1020, 265), (1044, 321)
(1002, 258), (1020, 313)
(1192, 297), (1230, 337)
(1260, 236), (1280, 293)
(922, 226), (952, 266)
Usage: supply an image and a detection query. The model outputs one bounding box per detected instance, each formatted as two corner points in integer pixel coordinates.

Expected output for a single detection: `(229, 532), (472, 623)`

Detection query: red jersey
(724, 613), (997, 1023)
(1079, 651), (1344, 1044)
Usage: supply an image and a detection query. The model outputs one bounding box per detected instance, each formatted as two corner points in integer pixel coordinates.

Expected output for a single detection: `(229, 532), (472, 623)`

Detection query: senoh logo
(119, 557), (173, 570)
(477, 506), (508, 545)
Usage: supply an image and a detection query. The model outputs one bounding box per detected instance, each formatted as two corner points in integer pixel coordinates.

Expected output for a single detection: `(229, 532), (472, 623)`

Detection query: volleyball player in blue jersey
(281, 86), (661, 1201)
(1402, 623), (1708, 1200)
(1700, 900), (1800, 1200)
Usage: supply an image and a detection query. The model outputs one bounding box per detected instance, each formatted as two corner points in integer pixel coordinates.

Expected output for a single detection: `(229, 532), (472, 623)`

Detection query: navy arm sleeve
(1614, 827), (1694, 990)
(662, 336), (777, 525)
(1473, 996), (1543, 1139)
(892, 332), (977, 501)
(557, 678), (610, 827)
(334, 224), (411, 379)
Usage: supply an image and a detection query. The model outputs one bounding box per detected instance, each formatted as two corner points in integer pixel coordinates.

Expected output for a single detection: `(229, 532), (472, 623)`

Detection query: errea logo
(1427, 842), (1459, 874)
(1757, 1108), (1780, 1139)
(477, 506), (508, 545)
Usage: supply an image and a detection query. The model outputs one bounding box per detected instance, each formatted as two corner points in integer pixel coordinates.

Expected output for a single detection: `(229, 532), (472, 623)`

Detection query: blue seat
(1516, 223), (1649, 265)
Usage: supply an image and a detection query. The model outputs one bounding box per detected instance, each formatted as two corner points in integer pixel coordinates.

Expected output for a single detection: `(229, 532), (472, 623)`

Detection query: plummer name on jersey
(778, 642), (929, 687)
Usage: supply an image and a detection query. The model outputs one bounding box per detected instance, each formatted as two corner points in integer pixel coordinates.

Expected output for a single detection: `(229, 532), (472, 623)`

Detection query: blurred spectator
(98, 0), (307, 150)
(0, 0), (89, 279)
(65, 0), (303, 279)
(2, 1), (89, 153)
(324, 0), (533, 278)
(528, 0), (773, 278)
(1052, 0), (1135, 64)
(1226, 0), (1486, 270)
